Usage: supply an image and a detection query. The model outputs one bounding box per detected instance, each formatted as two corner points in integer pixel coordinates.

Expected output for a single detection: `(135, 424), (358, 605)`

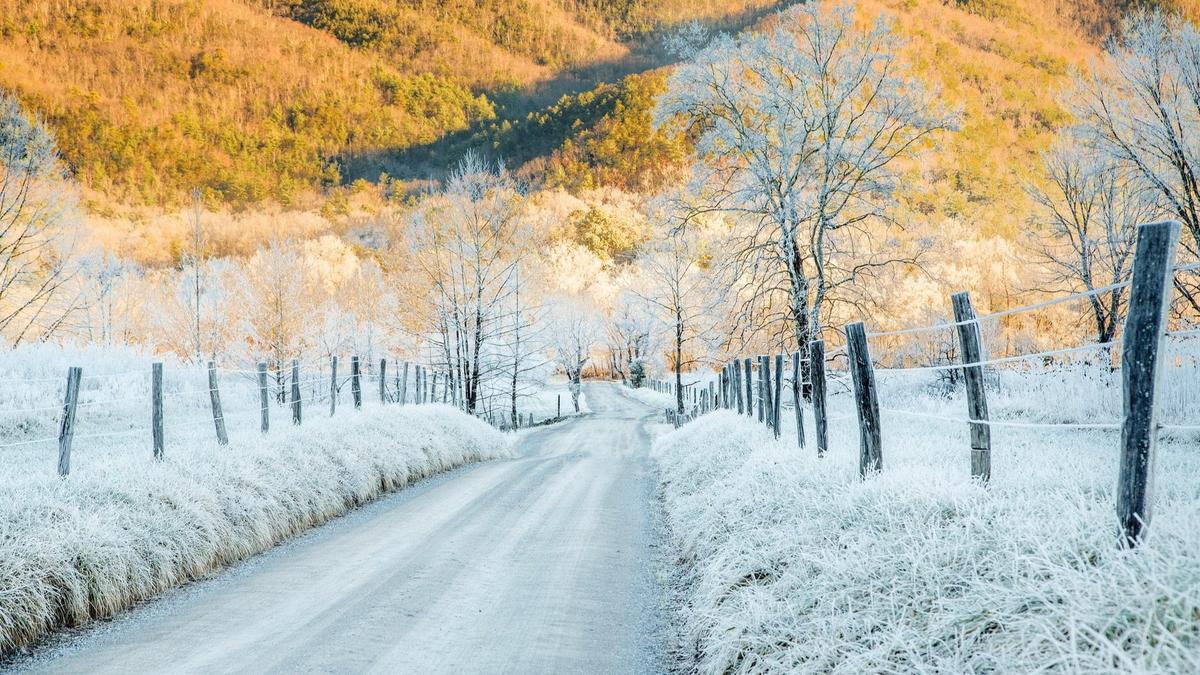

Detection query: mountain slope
(0, 0), (775, 208)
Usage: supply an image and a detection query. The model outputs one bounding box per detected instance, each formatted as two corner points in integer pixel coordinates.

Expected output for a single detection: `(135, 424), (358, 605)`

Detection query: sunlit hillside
(0, 0), (777, 209)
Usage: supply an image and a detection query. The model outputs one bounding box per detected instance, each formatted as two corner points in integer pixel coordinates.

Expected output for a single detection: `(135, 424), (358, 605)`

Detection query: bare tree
(408, 154), (531, 415)
(546, 295), (600, 413)
(1026, 142), (1157, 345)
(605, 288), (656, 383)
(655, 2), (957, 383)
(0, 92), (79, 344)
(183, 189), (206, 362)
(634, 228), (715, 417)
(1068, 10), (1200, 315)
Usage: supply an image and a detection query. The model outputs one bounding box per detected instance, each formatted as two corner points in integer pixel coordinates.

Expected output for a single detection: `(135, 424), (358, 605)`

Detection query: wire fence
(659, 220), (1197, 549)
(0, 355), (559, 472)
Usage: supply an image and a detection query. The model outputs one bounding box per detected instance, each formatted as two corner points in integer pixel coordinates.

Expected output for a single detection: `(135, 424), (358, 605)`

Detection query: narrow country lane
(10, 383), (667, 675)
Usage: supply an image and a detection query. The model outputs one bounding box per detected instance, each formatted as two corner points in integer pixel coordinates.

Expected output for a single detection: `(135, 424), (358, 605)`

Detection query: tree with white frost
(0, 92), (79, 345)
(634, 227), (715, 418)
(655, 1), (957, 385)
(1068, 10), (1200, 316)
(1026, 141), (1157, 346)
(408, 154), (532, 414)
(545, 295), (600, 413)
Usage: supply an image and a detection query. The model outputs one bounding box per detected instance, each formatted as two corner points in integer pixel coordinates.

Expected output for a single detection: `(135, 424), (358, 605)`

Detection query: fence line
(0, 354), (558, 475)
(657, 220), (1192, 549)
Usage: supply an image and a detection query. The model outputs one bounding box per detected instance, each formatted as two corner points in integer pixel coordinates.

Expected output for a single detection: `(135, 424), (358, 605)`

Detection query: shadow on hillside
(340, 0), (799, 189)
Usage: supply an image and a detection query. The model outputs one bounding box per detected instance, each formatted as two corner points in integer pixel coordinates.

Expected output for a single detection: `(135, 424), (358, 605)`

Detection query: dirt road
(11, 384), (667, 674)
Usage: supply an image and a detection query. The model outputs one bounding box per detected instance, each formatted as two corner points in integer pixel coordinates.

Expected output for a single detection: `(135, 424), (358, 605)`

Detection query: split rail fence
(648, 220), (1198, 548)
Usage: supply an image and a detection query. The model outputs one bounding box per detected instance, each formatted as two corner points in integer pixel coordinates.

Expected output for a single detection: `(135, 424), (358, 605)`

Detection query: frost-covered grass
(622, 384), (676, 411)
(0, 346), (510, 656)
(655, 399), (1200, 672)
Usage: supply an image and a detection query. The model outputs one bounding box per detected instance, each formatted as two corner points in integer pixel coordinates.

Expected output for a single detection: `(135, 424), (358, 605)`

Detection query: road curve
(10, 383), (667, 675)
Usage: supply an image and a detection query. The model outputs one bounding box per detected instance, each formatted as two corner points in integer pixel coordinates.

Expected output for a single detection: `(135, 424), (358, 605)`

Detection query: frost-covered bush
(655, 411), (1200, 673)
(0, 403), (509, 655)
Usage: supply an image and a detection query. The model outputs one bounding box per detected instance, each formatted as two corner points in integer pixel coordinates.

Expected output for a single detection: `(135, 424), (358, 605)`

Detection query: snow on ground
(0, 345), (510, 656)
(4, 384), (663, 674)
(621, 384), (676, 411)
(653, 366), (1200, 673)
(515, 377), (589, 423)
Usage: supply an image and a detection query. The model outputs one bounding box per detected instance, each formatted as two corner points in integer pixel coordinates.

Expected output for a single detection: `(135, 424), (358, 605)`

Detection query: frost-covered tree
(1068, 10), (1200, 315)
(409, 154), (532, 414)
(0, 92), (79, 344)
(545, 294), (600, 413)
(655, 2), (957, 378)
(239, 240), (317, 399)
(634, 228), (715, 417)
(1026, 141), (1157, 345)
(605, 288), (656, 382)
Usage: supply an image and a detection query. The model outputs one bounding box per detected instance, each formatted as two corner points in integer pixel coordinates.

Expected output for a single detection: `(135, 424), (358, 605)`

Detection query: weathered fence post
(810, 340), (829, 458)
(379, 358), (388, 403)
(743, 357), (753, 417)
(755, 357), (764, 423)
(952, 291), (991, 482)
(329, 356), (338, 416)
(773, 353), (783, 438)
(257, 362), (269, 433)
(760, 355), (772, 426)
(557, 394), (561, 418)
(208, 361), (229, 446)
(400, 362), (409, 404)
(290, 359), (302, 425)
(729, 360), (739, 413)
(1117, 220), (1180, 548)
(846, 323), (882, 477)
(57, 366), (82, 477)
(152, 362), (164, 460)
(432, 371), (440, 404)
(792, 351), (805, 449)
(351, 356), (362, 409)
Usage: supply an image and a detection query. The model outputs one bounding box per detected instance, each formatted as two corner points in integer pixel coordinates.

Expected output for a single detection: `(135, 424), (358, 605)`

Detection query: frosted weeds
(0, 404), (509, 655)
(654, 410), (1200, 674)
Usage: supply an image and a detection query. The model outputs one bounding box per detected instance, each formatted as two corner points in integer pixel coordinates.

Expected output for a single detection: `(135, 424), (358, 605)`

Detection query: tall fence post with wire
(1117, 220), (1180, 548)
(57, 366), (82, 477)
(207, 361), (229, 446)
(952, 291), (991, 482)
(846, 323), (882, 478)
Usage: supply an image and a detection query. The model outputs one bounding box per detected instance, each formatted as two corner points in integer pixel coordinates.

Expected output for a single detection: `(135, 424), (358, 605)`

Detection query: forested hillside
(0, 0), (774, 207)
(0, 0), (1195, 215)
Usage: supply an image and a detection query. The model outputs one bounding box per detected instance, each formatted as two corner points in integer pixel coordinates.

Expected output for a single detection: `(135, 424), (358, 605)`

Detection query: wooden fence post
(952, 292), (992, 482)
(792, 351), (805, 449)
(810, 340), (829, 458)
(351, 356), (362, 409)
(379, 358), (388, 403)
(1117, 220), (1180, 548)
(152, 362), (164, 460)
(329, 356), (338, 416)
(733, 359), (744, 414)
(432, 371), (440, 404)
(846, 323), (882, 477)
(400, 362), (409, 405)
(57, 366), (82, 477)
(557, 394), (561, 418)
(257, 362), (269, 433)
(743, 357), (753, 417)
(208, 361), (229, 446)
(290, 359), (301, 425)
(755, 357), (764, 423)
(773, 353), (783, 438)
(760, 355), (771, 426)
